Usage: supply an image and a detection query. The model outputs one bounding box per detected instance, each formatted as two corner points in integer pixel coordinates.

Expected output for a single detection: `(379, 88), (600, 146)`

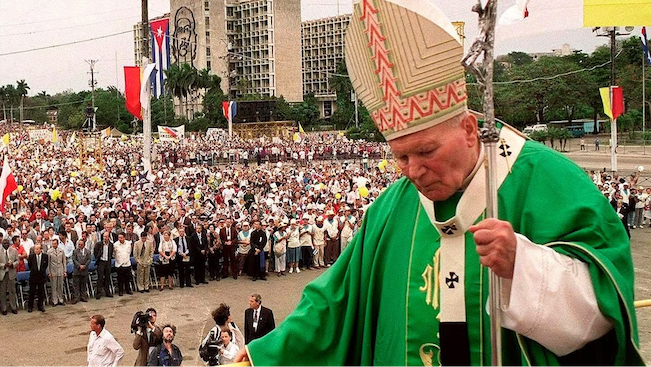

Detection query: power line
(0, 16), (138, 37)
(0, 30), (132, 57)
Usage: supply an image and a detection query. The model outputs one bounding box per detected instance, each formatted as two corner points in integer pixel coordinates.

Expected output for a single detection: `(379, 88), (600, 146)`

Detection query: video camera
(130, 310), (151, 333)
(200, 336), (223, 366)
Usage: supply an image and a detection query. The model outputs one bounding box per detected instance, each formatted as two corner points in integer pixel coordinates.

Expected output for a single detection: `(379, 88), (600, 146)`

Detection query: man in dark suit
(93, 232), (114, 299)
(219, 219), (239, 279)
(27, 244), (48, 312)
(250, 220), (267, 281)
(244, 293), (275, 344)
(190, 223), (209, 284)
(71, 239), (92, 303)
(175, 227), (193, 288)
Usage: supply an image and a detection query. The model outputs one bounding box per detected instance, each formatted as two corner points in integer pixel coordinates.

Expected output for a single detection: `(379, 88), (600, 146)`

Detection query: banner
(157, 125), (185, 142)
(600, 86), (624, 120)
(28, 129), (51, 142)
(584, 0), (651, 27)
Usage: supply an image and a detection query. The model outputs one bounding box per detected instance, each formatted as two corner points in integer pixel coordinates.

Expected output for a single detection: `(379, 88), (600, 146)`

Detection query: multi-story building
(301, 14), (350, 119)
(168, 0), (303, 104)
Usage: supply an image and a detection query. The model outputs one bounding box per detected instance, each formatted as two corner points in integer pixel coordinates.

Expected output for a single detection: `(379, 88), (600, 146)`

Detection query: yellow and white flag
(52, 128), (58, 143)
(1, 134), (9, 147)
(102, 127), (111, 137)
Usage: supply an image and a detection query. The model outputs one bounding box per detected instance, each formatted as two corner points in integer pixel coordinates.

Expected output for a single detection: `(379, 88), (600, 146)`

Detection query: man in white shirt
(112, 233), (133, 296)
(87, 314), (124, 367)
(218, 330), (240, 365)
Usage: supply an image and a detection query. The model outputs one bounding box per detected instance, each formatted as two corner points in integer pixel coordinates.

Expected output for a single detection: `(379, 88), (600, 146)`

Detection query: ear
(461, 113), (479, 147)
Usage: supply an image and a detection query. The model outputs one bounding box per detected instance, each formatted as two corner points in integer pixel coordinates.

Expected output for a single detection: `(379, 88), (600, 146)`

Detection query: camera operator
(147, 324), (183, 367)
(133, 308), (163, 366)
(218, 330), (239, 365)
(199, 303), (244, 366)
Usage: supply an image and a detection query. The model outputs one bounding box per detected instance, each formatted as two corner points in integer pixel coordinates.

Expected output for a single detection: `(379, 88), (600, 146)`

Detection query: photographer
(133, 308), (163, 366)
(199, 304), (244, 366)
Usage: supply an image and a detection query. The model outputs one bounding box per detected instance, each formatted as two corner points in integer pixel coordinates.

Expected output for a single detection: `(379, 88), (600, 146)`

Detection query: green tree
(16, 79), (29, 122)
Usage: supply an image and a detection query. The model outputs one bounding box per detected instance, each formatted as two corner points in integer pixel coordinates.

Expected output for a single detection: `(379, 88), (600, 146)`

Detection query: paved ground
(1, 148), (651, 365)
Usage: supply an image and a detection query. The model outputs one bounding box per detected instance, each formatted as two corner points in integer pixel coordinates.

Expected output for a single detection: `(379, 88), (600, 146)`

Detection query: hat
(290, 219), (297, 225)
(302, 214), (310, 220)
(326, 210), (335, 216)
(316, 216), (324, 222)
(242, 221), (250, 226)
(345, 0), (467, 141)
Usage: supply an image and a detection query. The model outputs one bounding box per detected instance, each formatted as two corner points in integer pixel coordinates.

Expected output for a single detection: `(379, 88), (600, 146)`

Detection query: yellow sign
(584, 0), (651, 26)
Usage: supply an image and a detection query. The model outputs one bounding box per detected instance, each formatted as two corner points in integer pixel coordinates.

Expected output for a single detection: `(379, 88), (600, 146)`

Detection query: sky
(0, 0), (636, 97)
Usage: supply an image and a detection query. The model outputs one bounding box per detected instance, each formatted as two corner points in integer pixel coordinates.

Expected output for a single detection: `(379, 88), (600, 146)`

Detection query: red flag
(0, 156), (17, 209)
(611, 86), (624, 120)
(124, 66), (142, 120)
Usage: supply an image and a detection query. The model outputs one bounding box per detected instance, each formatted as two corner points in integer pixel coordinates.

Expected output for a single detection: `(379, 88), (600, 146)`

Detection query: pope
(235, 0), (643, 365)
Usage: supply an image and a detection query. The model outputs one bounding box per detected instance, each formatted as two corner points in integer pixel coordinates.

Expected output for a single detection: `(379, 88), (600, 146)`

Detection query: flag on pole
(498, 0), (530, 25)
(124, 63), (156, 121)
(150, 18), (171, 98)
(52, 127), (58, 143)
(642, 27), (651, 66)
(600, 86), (624, 120)
(0, 156), (17, 209)
(222, 101), (237, 123)
(584, 0), (651, 27)
(1, 134), (9, 147)
(102, 127), (111, 137)
(298, 123), (305, 134)
(124, 66), (142, 120)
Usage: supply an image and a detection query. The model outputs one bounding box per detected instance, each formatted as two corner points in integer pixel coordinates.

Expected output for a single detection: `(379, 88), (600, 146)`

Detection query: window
(324, 101), (332, 117)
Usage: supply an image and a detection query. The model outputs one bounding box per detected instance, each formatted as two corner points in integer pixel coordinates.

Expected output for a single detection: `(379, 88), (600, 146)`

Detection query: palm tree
(5, 84), (19, 122)
(165, 63), (185, 120)
(0, 86), (6, 121)
(16, 79), (29, 123)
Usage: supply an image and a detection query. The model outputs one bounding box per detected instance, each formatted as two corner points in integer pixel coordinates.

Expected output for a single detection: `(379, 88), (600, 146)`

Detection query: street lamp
(594, 26), (633, 172)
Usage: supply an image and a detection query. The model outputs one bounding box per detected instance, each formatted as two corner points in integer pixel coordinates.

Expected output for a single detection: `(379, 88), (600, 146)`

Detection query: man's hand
(468, 218), (517, 279)
(234, 348), (249, 363)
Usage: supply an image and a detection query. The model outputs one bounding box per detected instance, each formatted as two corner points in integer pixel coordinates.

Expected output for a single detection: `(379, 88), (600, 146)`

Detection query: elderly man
(71, 239), (92, 303)
(0, 238), (19, 315)
(47, 238), (67, 306)
(236, 1), (642, 365)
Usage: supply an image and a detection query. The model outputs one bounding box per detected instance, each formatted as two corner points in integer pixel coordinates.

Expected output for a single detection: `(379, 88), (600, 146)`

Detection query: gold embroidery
(419, 249), (441, 310)
(419, 343), (441, 366)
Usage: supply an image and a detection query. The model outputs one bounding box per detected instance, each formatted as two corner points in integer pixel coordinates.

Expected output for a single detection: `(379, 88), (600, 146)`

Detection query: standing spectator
(147, 324), (183, 366)
(133, 231), (154, 292)
(244, 293), (275, 344)
(249, 220), (267, 281)
(93, 232), (114, 299)
(323, 210), (340, 266)
(27, 244), (48, 312)
(312, 216), (326, 268)
(286, 219), (301, 274)
(236, 222), (252, 277)
(71, 239), (91, 303)
(339, 207), (356, 254)
(595, 137), (600, 150)
(87, 314), (124, 367)
(47, 238), (67, 306)
(113, 233), (133, 296)
(580, 138), (586, 150)
(190, 223), (209, 284)
(298, 215), (314, 270)
(0, 238), (19, 315)
(219, 219), (238, 279)
(157, 230), (177, 291)
(175, 227), (192, 288)
(206, 224), (221, 281)
(273, 221), (288, 276)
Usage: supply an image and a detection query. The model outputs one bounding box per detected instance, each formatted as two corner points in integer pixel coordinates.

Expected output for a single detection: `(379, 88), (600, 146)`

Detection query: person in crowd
(158, 230), (177, 291)
(234, 0), (643, 365)
(133, 231), (154, 293)
(200, 304), (245, 358)
(286, 219), (301, 274)
(217, 330), (239, 365)
(244, 293), (275, 344)
(190, 223), (209, 285)
(219, 219), (238, 280)
(312, 216), (326, 269)
(235, 222), (252, 277)
(206, 224), (221, 281)
(87, 314), (124, 367)
(71, 239), (91, 303)
(249, 220), (267, 281)
(272, 221), (288, 276)
(323, 210), (340, 266)
(93, 232), (114, 299)
(175, 227), (192, 288)
(0, 238), (19, 315)
(47, 237), (67, 306)
(27, 243), (48, 312)
(113, 232), (133, 296)
(298, 215), (314, 270)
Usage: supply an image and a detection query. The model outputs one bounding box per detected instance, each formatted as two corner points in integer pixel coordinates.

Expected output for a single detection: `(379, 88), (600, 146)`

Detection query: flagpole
(143, 57), (152, 168)
(609, 29), (618, 173)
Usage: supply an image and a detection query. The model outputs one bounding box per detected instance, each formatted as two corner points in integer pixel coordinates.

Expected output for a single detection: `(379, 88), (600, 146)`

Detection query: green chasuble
(247, 139), (644, 366)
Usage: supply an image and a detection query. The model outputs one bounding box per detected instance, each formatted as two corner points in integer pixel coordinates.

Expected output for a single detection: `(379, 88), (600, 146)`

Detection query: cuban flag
(150, 18), (170, 98)
(222, 101), (237, 123)
(643, 27), (651, 66)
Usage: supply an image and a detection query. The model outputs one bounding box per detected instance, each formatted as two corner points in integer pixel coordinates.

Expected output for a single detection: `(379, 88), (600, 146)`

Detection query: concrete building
(530, 43), (576, 61)
(168, 0), (303, 103)
(301, 14), (350, 118)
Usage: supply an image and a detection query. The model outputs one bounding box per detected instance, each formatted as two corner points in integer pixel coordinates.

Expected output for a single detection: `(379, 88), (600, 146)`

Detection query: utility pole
(86, 59), (98, 131)
(142, 0), (149, 62)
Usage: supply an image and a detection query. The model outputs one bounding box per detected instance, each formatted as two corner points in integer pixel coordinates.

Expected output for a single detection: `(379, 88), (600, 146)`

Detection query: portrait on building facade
(172, 6), (197, 66)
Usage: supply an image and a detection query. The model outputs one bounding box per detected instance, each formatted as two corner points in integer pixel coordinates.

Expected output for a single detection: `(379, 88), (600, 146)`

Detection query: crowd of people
(0, 121), (401, 316)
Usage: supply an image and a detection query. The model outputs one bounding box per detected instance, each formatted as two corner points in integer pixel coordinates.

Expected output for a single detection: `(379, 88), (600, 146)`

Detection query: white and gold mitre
(345, 0), (467, 141)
